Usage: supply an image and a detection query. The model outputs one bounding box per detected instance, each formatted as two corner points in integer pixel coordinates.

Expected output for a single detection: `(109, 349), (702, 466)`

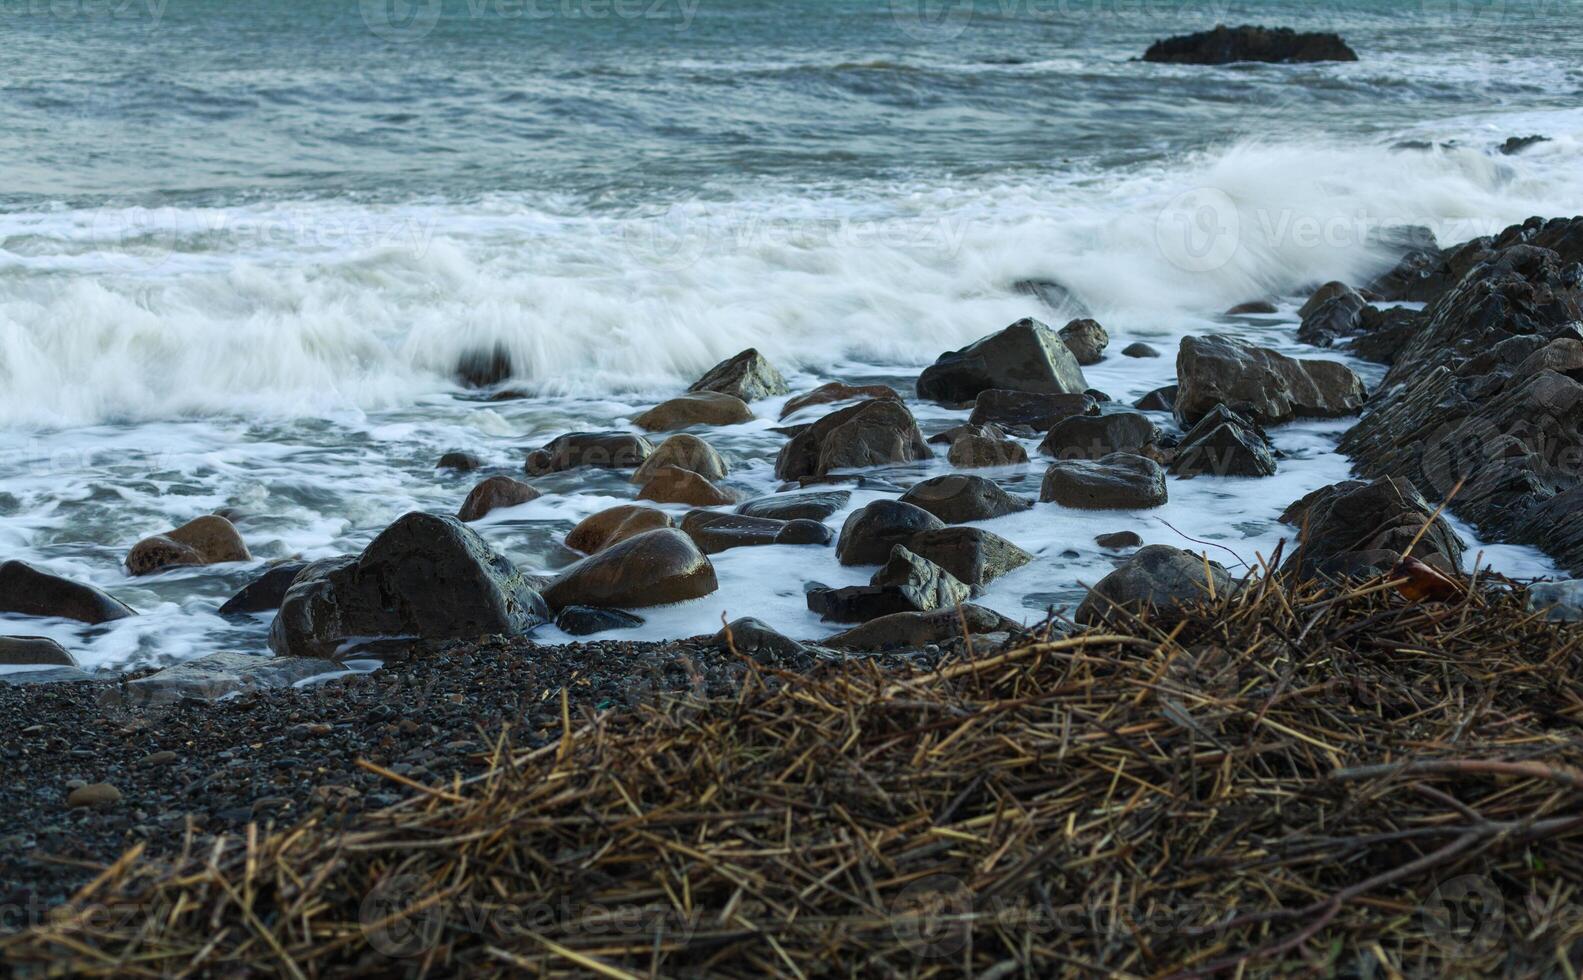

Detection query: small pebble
(66, 783), (122, 808)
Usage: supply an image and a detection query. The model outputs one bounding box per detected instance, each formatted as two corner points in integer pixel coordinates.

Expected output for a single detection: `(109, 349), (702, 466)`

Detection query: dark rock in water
(836, 500), (945, 566)
(807, 585), (916, 624)
(680, 511), (832, 554)
(458, 475), (541, 522)
(774, 399), (931, 481)
(906, 526), (1034, 588)
(824, 604), (1016, 651)
(873, 545), (972, 608)
(1040, 411), (1160, 460)
(1141, 24), (1357, 64)
(566, 505), (673, 554)
(525, 432), (653, 475)
(1095, 531), (1142, 549)
(1122, 342), (1162, 357)
(114, 652), (343, 706)
(1345, 305), (1424, 365)
(1085, 389), (1112, 403)
(781, 382), (900, 419)
(1075, 545), (1233, 626)
(1338, 237), (1583, 573)
(947, 427), (1029, 468)
(542, 528), (717, 610)
(916, 318), (1088, 404)
(1225, 301), (1277, 315)
(930, 422), (1005, 445)
(270, 513), (549, 659)
(0, 561), (136, 624)
(716, 617), (814, 666)
(969, 389), (1095, 430)
(1169, 404), (1276, 478)
(1059, 318), (1109, 365)
(785, 474), (906, 493)
(1500, 134), (1550, 156)
(1041, 453), (1168, 509)
(0, 636), (76, 667)
(126, 515), (251, 576)
(1280, 477), (1464, 580)
(1297, 294), (1367, 348)
(437, 451), (483, 472)
(737, 490), (850, 522)
(1298, 281), (1365, 320)
(1134, 385), (1177, 411)
(636, 466), (736, 507)
(1012, 279), (1087, 316)
(687, 348), (789, 402)
(456, 344), (512, 388)
(1174, 335), (1366, 426)
(555, 605), (644, 636)
(218, 562), (308, 616)
(899, 475), (1032, 523)
(634, 392), (754, 431)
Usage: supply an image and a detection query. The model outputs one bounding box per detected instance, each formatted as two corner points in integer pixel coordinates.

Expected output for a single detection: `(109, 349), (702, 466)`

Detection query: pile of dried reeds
(5, 570), (1583, 978)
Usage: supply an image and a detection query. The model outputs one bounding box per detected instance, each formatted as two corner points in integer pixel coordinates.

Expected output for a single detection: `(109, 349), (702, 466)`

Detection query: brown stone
(781, 382), (901, 419)
(633, 392), (753, 431)
(457, 476), (541, 523)
(636, 467), (737, 507)
(565, 505), (674, 555)
(126, 515), (251, 576)
(542, 528), (718, 609)
(631, 434), (728, 484)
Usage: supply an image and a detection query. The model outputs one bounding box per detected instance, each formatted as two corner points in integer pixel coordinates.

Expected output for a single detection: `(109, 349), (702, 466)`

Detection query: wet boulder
(947, 426), (1029, 468)
(1059, 318), (1109, 365)
(270, 512), (550, 660)
(968, 389), (1095, 431)
(916, 318), (1088, 404)
(1041, 453), (1168, 509)
(458, 475), (541, 522)
(1346, 305), (1424, 365)
(541, 528), (717, 609)
(126, 515), (251, 576)
(636, 466), (737, 506)
(774, 399), (931, 481)
(0, 561), (136, 624)
(1142, 24), (1357, 64)
(1174, 335), (1367, 426)
(1169, 404), (1276, 478)
(0, 637), (76, 668)
(555, 606), (644, 636)
(1075, 545), (1232, 625)
(1297, 294), (1367, 349)
(680, 511), (832, 554)
(824, 604), (1016, 651)
(218, 561), (308, 616)
(631, 434), (728, 484)
(835, 500), (945, 566)
(688, 348), (789, 402)
(1280, 477), (1463, 580)
(899, 475), (1032, 523)
(525, 432), (653, 475)
(1039, 411), (1160, 459)
(1297, 281), (1365, 320)
(1095, 530), (1142, 549)
(436, 451), (483, 472)
(1134, 385), (1177, 411)
(566, 505), (674, 554)
(717, 617), (816, 667)
(736, 490), (850, 522)
(781, 382), (900, 419)
(634, 391), (754, 431)
(906, 526), (1034, 588)
(809, 546), (971, 623)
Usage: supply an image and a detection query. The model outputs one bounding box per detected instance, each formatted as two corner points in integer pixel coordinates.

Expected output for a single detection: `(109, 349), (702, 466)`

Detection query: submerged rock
(947, 426), (1029, 468)
(916, 318), (1088, 404)
(525, 432), (653, 475)
(968, 389), (1095, 430)
(218, 562), (308, 616)
(1075, 545), (1233, 626)
(116, 652), (344, 706)
(688, 348), (790, 402)
(458, 475), (541, 522)
(774, 399), (931, 481)
(736, 490), (850, 522)
(1142, 24), (1357, 64)
(126, 515), (251, 576)
(456, 344), (513, 388)
(1095, 531), (1142, 550)
(1134, 385), (1177, 412)
(0, 561), (136, 624)
(555, 605), (645, 636)
(566, 505), (674, 555)
(680, 511), (832, 554)
(269, 512), (550, 659)
(781, 382), (900, 418)
(1041, 453), (1168, 509)
(634, 392), (754, 431)
(1225, 301), (1277, 316)
(542, 528), (717, 609)
(1174, 335), (1367, 426)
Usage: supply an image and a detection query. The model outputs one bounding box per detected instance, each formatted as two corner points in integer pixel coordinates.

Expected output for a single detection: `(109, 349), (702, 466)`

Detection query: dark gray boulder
(916, 318), (1088, 404)
(0, 636), (76, 667)
(219, 562), (308, 616)
(555, 606), (645, 636)
(1174, 335), (1367, 426)
(680, 511), (832, 554)
(0, 561), (136, 625)
(835, 500), (945, 566)
(1039, 411), (1160, 459)
(1281, 477), (1464, 580)
(269, 513), (550, 659)
(1041, 453), (1168, 509)
(716, 617), (814, 666)
(774, 399), (931, 481)
(824, 604), (1017, 651)
(1134, 385), (1177, 411)
(1169, 404), (1276, 478)
(899, 475), (1032, 523)
(1075, 545), (1233, 626)
(736, 490), (850, 522)
(968, 389), (1095, 431)
(906, 526), (1034, 588)
(1059, 318), (1109, 365)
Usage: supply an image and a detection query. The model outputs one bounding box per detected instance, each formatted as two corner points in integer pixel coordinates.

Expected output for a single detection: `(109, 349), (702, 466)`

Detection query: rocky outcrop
(736, 490), (850, 522)
(688, 349), (789, 402)
(1280, 477), (1463, 580)
(836, 500), (945, 565)
(542, 528), (717, 609)
(1168, 404), (1276, 478)
(218, 562), (308, 616)
(1174, 335), (1367, 426)
(1059, 318), (1109, 365)
(899, 475), (1032, 523)
(0, 636), (76, 667)
(270, 513), (550, 659)
(968, 390), (1095, 431)
(565, 505), (673, 554)
(1041, 453), (1168, 509)
(824, 604), (1016, 651)
(774, 399), (931, 481)
(781, 382), (900, 419)
(632, 434), (728, 484)
(126, 515), (251, 576)
(634, 392), (754, 431)
(916, 319), (1088, 404)
(946, 426), (1029, 468)
(636, 466), (737, 506)
(458, 475), (541, 522)
(680, 511), (833, 554)
(525, 432), (653, 475)
(1338, 236), (1583, 572)
(555, 606), (644, 636)
(1039, 411), (1160, 459)
(0, 561), (136, 624)
(906, 527), (1034, 588)
(1075, 545), (1233, 626)
(1142, 24), (1357, 64)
